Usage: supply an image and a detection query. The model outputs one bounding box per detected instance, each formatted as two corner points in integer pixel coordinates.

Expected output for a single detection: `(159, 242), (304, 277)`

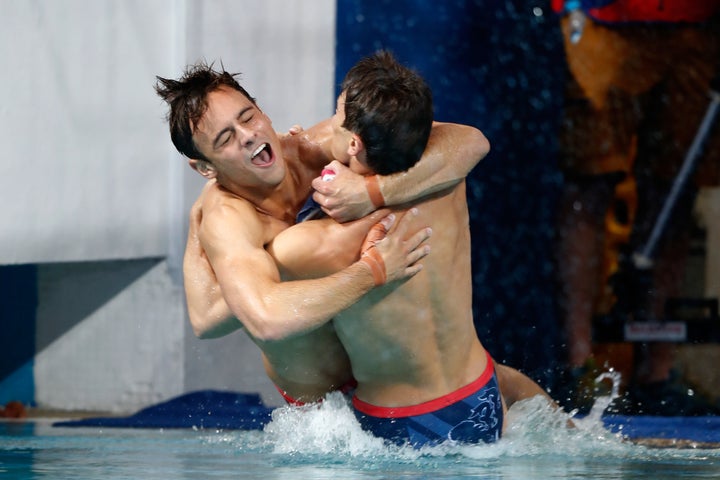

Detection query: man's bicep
(374, 122), (489, 208)
(425, 122), (490, 176)
(268, 215), (375, 280)
(268, 221), (339, 280)
(182, 193), (243, 338)
(200, 208), (282, 320)
(183, 234), (236, 338)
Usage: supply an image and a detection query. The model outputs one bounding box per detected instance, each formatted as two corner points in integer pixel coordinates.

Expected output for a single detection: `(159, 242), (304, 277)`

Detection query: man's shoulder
(200, 182), (258, 222)
(281, 120), (333, 167)
(201, 180), (248, 204)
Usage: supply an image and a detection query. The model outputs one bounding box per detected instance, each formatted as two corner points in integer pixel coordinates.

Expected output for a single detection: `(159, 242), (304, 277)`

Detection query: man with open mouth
(155, 58), (487, 405)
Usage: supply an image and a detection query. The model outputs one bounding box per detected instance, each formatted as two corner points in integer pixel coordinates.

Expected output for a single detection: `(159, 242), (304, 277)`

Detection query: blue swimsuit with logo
(352, 352), (503, 447)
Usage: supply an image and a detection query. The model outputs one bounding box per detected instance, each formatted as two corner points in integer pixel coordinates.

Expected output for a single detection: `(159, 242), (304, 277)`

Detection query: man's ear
(348, 134), (364, 157)
(189, 159), (217, 179)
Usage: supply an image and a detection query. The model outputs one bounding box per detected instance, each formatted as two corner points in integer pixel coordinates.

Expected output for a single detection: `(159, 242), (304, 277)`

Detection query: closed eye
(239, 106), (255, 124)
(215, 130), (232, 149)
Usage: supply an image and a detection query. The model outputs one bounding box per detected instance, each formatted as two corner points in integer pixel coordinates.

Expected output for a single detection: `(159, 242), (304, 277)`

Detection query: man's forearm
(187, 294), (241, 339)
(223, 209), (428, 342)
(224, 260), (376, 342)
(313, 123), (490, 222)
(378, 122), (490, 206)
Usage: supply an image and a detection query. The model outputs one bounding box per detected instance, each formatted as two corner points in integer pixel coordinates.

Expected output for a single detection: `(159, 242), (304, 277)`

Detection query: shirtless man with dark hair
(155, 58), (488, 404)
(182, 52), (555, 447)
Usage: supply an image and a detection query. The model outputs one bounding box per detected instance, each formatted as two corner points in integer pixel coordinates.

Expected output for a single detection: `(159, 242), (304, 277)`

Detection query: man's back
(333, 181), (489, 408)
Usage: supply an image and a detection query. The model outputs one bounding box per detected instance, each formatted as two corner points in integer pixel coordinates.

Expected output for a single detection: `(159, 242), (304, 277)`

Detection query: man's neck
(253, 185), (299, 225)
(219, 171), (307, 226)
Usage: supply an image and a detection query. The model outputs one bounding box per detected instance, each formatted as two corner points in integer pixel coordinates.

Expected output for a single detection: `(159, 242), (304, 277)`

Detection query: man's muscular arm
(183, 193), (240, 338)
(312, 122), (490, 222)
(267, 210), (390, 281)
(191, 193), (430, 342)
(183, 192), (389, 338)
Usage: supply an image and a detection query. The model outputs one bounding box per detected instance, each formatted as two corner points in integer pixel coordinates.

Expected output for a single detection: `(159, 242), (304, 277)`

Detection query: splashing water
(7, 388), (718, 480)
(239, 383), (720, 469)
(253, 388), (635, 462)
(173, 375), (720, 479)
(574, 369), (623, 428)
(262, 392), (387, 456)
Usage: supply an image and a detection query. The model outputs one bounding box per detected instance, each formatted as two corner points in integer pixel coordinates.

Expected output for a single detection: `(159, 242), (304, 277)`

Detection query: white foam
(206, 389), (719, 467)
(262, 392), (388, 457)
(255, 390), (625, 460)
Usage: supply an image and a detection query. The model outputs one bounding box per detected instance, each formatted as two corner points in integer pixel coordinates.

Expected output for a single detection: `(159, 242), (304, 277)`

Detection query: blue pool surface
(2, 392), (720, 479)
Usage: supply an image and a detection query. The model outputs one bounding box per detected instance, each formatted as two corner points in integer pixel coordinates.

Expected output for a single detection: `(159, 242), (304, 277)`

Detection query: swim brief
(352, 352), (503, 447)
(296, 196), (324, 223)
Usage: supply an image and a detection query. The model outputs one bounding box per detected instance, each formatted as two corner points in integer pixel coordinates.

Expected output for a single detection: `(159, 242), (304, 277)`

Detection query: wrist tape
(365, 175), (385, 208)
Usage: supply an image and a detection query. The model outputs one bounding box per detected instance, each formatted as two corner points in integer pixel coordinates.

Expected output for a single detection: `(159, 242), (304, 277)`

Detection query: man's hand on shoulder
(278, 124), (304, 139)
(312, 161), (376, 223)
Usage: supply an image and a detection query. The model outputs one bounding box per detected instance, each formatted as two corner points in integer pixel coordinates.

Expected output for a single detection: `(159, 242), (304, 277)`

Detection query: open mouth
(250, 143), (274, 166)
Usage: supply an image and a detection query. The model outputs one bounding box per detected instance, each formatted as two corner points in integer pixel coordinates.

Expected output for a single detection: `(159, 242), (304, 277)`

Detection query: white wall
(0, 0), (172, 264)
(1, 0), (336, 412)
(0, 0), (336, 266)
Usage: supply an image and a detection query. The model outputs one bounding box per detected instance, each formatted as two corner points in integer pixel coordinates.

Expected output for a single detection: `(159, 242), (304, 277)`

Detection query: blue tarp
(53, 390), (720, 444)
(603, 415), (720, 443)
(53, 390), (273, 430)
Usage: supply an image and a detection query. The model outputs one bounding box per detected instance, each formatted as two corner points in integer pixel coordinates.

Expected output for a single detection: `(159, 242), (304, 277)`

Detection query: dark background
(336, 0), (569, 389)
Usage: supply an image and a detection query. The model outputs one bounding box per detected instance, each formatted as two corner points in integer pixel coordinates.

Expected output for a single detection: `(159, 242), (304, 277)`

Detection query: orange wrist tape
(359, 220), (388, 286)
(365, 175), (385, 208)
(360, 249), (386, 286)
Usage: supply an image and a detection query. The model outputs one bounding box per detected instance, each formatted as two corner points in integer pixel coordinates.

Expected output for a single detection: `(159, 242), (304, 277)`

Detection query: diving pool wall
(0, 0), (336, 411)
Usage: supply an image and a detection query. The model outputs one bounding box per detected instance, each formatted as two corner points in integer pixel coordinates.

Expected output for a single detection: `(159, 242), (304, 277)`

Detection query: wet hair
(154, 61), (256, 160)
(341, 50), (433, 175)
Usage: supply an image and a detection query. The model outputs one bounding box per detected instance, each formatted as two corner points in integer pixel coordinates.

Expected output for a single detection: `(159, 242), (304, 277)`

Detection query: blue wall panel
(0, 264), (37, 404)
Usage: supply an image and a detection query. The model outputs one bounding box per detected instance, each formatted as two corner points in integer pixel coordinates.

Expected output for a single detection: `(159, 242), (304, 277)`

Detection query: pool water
(2, 394), (719, 479)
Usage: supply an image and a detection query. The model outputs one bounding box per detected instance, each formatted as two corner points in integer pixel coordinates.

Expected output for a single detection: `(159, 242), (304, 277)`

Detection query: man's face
(331, 92), (372, 175)
(192, 86), (285, 188)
